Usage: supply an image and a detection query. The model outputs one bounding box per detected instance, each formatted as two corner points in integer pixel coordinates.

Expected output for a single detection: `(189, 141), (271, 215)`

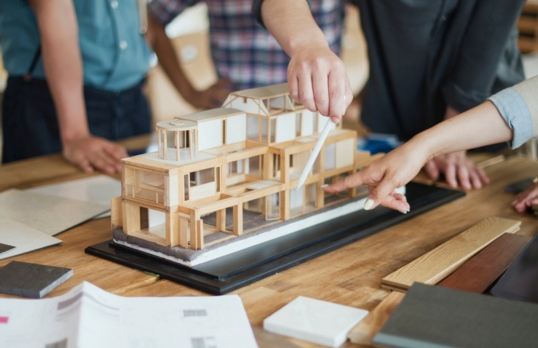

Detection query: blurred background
(2, 1), (538, 162)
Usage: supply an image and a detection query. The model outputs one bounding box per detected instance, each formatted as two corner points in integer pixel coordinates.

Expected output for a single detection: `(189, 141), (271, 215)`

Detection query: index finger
(323, 171), (368, 192)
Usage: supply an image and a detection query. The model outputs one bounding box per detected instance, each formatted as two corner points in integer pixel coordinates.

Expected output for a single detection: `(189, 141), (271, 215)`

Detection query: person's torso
(205, 0), (345, 89)
(0, 0), (150, 91)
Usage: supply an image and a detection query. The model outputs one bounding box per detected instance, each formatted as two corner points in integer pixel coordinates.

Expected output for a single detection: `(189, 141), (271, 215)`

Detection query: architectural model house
(110, 84), (379, 266)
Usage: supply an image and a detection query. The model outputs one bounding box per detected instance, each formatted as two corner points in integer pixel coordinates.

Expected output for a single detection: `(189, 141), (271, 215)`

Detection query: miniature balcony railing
(156, 120), (198, 161)
(124, 184), (165, 206)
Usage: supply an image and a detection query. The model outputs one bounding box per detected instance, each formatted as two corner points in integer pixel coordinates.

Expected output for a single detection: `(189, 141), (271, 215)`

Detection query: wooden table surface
(1, 151), (537, 348)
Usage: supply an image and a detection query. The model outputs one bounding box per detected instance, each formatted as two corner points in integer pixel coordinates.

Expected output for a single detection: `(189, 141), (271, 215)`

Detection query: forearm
(29, 0), (89, 143)
(261, 0), (328, 55)
(414, 101), (513, 161)
(147, 13), (196, 100)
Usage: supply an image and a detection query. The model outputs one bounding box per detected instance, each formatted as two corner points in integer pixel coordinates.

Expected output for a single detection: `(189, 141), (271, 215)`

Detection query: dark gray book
(0, 243), (15, 255)
(0, 261), (73, 298)
(373, 283), (538, 348)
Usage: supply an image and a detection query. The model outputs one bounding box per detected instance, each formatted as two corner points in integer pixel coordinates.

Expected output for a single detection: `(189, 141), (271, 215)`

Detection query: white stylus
(296, 117), (334, 190)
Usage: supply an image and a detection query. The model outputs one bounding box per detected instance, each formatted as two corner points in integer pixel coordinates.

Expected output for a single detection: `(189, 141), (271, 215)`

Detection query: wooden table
(1, 152), (537, 348)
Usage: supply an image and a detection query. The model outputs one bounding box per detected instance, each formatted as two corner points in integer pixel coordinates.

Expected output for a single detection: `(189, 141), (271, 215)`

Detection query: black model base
(85, 182), (464, 295)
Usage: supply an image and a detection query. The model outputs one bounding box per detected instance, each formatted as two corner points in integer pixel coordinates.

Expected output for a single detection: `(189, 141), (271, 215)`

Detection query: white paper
(0, 281), (258, 348)
(0, 218), (61, 260)
(0, 189), (108, 236)
(25, 175), (121, 218)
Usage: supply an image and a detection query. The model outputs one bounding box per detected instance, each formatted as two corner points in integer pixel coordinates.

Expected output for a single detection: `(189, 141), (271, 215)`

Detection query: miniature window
(290, 151), (309, 179)
(335, 138), (354, 168)
(247, 116), (259, 141)
(141, 171), (164, 188)
(268, 96), (292, 112)
(147, 208), (166, 229)
(184, 175), (189, 201)
(248, 156), (261, 177)
(124, 168), (165, 205)
(215, 167), (221, 192)
(324, 143), (336, 170)
(226, 160), (247, 187)
(312, 155), (321, 175)
(270, 118), (276, 143)
(304, 183), (317, 212)
(191, 168), (215, 187)
(272, 154), (281, 179)
(296, 113), (302, 137)
(265, 192), (280, 221)
(299, 110), (315, 136)
(261, 118), (268, 143)
(229, 159), (245, 176)
(289, 187), (304, 217)
(246, 198), (262, 213)
(188, 168), (218, 201)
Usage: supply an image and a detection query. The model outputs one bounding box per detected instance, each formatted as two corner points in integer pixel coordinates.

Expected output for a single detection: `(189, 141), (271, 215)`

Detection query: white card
(0, 217), (61, 260)
(263, 296), (368, 347)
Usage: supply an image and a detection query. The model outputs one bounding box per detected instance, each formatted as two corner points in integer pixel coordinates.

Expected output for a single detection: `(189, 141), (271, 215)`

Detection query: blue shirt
(0, 0), (151, 91)
(489, 76), (538, 149)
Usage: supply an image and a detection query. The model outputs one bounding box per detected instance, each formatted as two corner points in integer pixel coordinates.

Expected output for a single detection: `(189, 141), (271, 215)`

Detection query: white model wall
(336, 138), (354, 168)
(317, 114), (336, 132)
(276, 113), (295, 143)
(198, 119), (223, 151)
(226, 114), (247, 144)
(300, 110), (316, 136)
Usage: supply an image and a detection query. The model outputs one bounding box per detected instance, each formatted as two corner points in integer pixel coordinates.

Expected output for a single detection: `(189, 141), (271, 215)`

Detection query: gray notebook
(0, 261), (73, 298)
(373, 283), (538, 348)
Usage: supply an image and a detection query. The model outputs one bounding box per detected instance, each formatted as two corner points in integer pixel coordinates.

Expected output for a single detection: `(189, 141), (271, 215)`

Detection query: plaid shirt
(149, 0), (345, 90)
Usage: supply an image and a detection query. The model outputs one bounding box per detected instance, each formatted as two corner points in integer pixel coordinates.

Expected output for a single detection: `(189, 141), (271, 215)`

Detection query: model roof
(230, 83), (290, 99)
(176, 108), (245, 123)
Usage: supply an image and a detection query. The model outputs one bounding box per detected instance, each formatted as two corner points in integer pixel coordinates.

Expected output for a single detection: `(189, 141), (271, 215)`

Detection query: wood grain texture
(349, 233), (531, 345)
(437, 233), (531, 293)
(2, 154), (538, 348)
(382, 216), (521, 292)
(347, 291), (405, 345)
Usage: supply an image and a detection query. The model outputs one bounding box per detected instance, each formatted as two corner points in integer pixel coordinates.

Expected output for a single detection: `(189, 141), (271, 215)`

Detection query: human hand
(287, 45), (353, 123)
(512, 180), (538, 213)
(62, 135), (128, 175)
(423, 151), (489, 190)
(189, 78), (233, 109)
(323, 141), (430, 213)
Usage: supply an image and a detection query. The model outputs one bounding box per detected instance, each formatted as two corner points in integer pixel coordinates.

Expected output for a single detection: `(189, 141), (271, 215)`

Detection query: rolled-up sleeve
(489, 88), (532, 149)
(488, 76), (538, 149)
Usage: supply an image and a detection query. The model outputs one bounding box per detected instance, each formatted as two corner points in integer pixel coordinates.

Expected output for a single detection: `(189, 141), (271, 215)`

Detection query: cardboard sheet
(0, 189), (108, 236)
(25, 175), (121, 218)
(0, 217), (61, 260)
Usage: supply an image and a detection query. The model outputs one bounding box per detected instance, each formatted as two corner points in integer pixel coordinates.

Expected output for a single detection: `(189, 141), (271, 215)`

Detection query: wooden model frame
(111, 84), (373, 251)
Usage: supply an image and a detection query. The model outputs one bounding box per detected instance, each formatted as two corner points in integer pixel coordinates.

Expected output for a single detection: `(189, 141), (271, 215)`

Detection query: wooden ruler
(348, 217), (523, 345)
(381, 216), (520, 292)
